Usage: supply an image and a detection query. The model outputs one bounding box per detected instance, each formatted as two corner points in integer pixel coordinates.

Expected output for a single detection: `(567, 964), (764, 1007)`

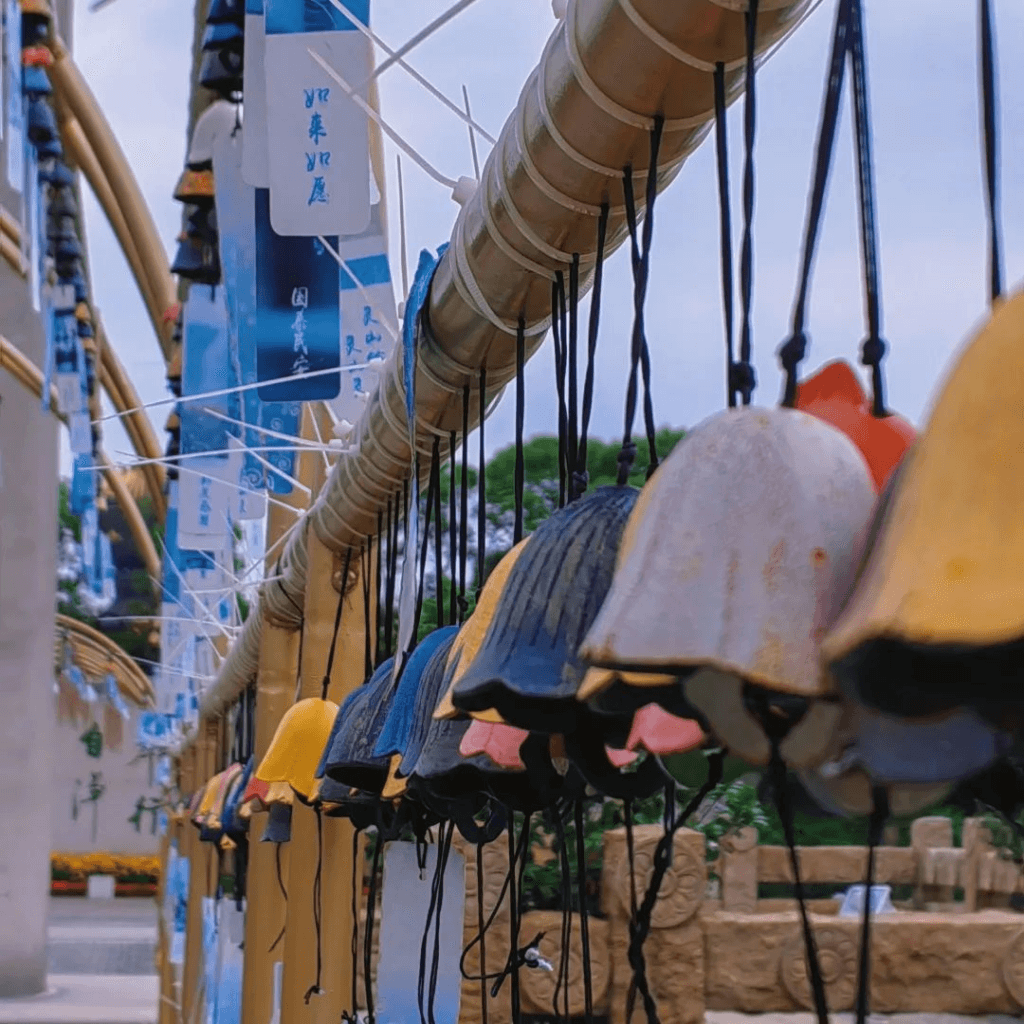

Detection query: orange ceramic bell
(795, 360), (916, 491)
(822, 289), (1024, 727)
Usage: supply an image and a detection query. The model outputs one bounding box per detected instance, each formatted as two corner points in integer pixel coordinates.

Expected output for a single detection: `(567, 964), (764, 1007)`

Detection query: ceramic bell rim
(320, 657), (397, 794)
(173, 168), (215, 204)
(434, 538), (532, 721)
(795, 359), (916, 492)
(260, 802), (293, 844)
(816, 700), (1011, 787)
(451, 486), (639, 734)
(580, 406), (876, 697)
(682, 668), (845, 769)
(796, 765), (951, 819)
(255, 697), (338, 801)
(397, 634), (461, 780)
(374, 627), (459, 760)
(823, 289), (1024, 715)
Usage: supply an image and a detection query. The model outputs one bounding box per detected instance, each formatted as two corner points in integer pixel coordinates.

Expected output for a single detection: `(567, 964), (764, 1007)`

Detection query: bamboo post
(280, 424), (369, 1024)
(240, 415), (319, 1024)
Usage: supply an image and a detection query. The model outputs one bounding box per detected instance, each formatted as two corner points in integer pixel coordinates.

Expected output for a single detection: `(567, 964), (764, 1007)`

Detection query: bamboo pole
(279, 410), (367, 1024)
(239, 416), (318, 1024)
(47, 36), (178, 360)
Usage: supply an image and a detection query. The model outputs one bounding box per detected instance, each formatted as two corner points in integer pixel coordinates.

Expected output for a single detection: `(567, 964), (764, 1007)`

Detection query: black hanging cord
(364, 831), (383, 1024)
(854, 786), (889, 1024)
(267, 842), (288, 953)
(735, 0), (760, 407)
(459, 385), (471, 621)
(552, 275), (569, 508)
(619, 116), (664, 485)
(575, 202), (610, 500)
(346, 827), (362, 1023)
(375, 511), (384, 666)
(362, 542), (373, 680)
(418, 826), (449, 1024)
(626, 755), (724, 1024)
(514, 317), (526, 545)
(322, 549), (352, 700)
(303, 806), (324, 1004)
(979, 0), (1003, 305)
(507, 816), (523, 1024)
(714, 63), (738, 409)
(552, 813), (573, 1023)
(476, 367), (487, 601)
(770, 744), (830, 1024)
(476, 842), (489, 1024)
(383, 496), (397, 659)
(567, 254), (581, 492)
(449, 430), (459, 626)
(573, 800), (594, 1024)
(848, 0), (887, 418)
(412, 453), (436, 641)
(432, 438), (445, 628)
(427, 823), (456, 1024)
(778, 0), (852, 408)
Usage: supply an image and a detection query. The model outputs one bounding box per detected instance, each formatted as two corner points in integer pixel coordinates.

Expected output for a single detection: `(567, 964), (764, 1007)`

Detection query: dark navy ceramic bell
(260, 802), (292, 844)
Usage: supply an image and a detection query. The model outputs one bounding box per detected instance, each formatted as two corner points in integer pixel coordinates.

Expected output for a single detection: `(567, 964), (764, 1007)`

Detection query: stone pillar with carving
(455, 834), (512, 1024)
(602, 826), (707, 1024)
(911, 816), (954, 909)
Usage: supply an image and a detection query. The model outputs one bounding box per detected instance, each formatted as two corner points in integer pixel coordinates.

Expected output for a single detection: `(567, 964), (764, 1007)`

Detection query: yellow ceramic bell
(433, 538), (531, 720)
(823, 289), (1024, 725)
(256, 697), (338, 802)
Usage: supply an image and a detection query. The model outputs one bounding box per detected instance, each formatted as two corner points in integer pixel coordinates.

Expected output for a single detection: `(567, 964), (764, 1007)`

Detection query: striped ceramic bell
(823, 289), (1024, 732)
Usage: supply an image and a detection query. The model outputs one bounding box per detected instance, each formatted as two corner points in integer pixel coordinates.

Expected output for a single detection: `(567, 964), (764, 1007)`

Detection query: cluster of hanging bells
(189, 296), (1024, 840)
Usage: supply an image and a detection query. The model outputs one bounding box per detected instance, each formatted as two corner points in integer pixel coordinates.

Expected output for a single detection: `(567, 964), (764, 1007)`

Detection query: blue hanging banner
(26, 147), (39, 312)
(254, 187), (341, 403)
(263, 0), (371, 237)
(332, 200), (398, 426)
(213, 110), (267, 515)
(258, 398), (300, 495)
(4, 0), (22, 192)
(70, 451), (95, 515)
(52, 283), (90, 454)
(242, 0), (269, 188)
(41, 285), (55, 412)
(179, 286), (244, 548)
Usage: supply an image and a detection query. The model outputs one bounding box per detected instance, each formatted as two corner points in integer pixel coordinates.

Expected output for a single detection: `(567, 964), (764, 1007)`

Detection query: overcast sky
(69, 0), (1024, 476)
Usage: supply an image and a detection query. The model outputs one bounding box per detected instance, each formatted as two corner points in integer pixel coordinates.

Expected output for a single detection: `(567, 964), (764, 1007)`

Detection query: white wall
(51, 686), (163, 856)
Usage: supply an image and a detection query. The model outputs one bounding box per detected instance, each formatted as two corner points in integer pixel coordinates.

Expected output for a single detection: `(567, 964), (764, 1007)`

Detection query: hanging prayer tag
(377, 841), (465, 1024)
(255, 187), (341, 402)
(242, 0), (269, 188)
(263, 0), (372, 237)
(332, 201), (398, 425)
(4, 0), (22, 193)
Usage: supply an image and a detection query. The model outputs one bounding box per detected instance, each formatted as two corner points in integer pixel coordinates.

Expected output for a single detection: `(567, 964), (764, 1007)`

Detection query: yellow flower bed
(51, 852), (161, 882)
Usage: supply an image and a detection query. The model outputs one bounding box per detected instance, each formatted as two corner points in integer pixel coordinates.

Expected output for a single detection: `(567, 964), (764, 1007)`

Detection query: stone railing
(371, 816), (1024, 1022)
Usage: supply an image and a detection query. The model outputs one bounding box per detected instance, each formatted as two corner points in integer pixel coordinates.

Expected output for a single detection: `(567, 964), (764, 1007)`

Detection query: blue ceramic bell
(202, 21), (244, 52)
(26, 97), (57, 145)
(260, 802), (292, 844)
(205, 0), (244, 26)
(22, 64), (51, 98)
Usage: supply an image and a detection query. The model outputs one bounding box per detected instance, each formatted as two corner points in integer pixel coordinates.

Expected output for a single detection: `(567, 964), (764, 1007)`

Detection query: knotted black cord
(575, 203), (610, 500)
(459, 386), (471, 621)
(303, 806), (324, 1004)
(552, 276), (569, 508)
(979, 0), (1003, 305)
(514, 316), (526, 545)
(428, 822), (456, 1024)
(375, 512), (384, 666)
(553, 812), (573, 1023)
(476, 843), (489, 1024)
(854, 786), (889, 1024)
(848, 0), (887, 418)
(322, 549), (353, 700)
(412, 454), (436, 642)
(735, 0), (760, 407)
(778, 0), (852, 408)
(345, 827), (361, 1024)
(364, 831), (383, 1024)
(619, 116), (664, 486)
(362, 542), (373, 680)
(713, 63), (738, 409)
(268, 843), (288, 953)
(573, 800), (594, 1024)
(431, 438), (445, 628)
(567, 254), (581, 492)
(476, 367), (487, 601)
(419, 826), (449, 1024)
(626, 755), (725, 1024)
(769, 742), (829, 1024)
(507, 817), (523, 1023)
(449, 430), (459, 626)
